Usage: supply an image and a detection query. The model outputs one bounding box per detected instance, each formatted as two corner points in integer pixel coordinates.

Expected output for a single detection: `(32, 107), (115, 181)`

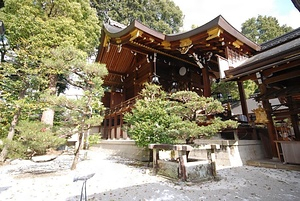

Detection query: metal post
(73, 173), (95, 201)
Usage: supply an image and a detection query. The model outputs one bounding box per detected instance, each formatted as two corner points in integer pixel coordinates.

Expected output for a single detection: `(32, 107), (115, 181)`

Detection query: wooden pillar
(287, 97), (300, 140)
(259, 82), (277, 158)
(152, 148), (158, 174)
(113, 114), (117, 139)
(237, 81), (249, 118)
(202, 65), (211, 97)
(178, 151), (187, 181)
(120, 114), (124, 139)
(207, 145), (217, 177)
(108, 116), (112, 139)
(103, 118), (107, 139)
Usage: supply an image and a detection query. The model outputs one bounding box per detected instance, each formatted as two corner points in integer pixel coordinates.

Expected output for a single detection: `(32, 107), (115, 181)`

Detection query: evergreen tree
(241, 15), (293, 44)
(0, 0), (106, 163)
(0, 0), (101, 126)
(90, 0), (183, 34)
(124, 84), (237, 148)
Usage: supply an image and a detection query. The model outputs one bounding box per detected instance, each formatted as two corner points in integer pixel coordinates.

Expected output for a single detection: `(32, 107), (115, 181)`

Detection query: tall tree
(0, 43), (46, 162)
(44, 46), (107, 169)
(90, 0), (183, 34)
(241, 15), (293, 44)
(0, 0), (103, 162)
(0, 0), (101, 126)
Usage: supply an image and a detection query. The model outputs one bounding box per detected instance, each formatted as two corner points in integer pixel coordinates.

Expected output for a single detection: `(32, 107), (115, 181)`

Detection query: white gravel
(1, 147), (300, 201)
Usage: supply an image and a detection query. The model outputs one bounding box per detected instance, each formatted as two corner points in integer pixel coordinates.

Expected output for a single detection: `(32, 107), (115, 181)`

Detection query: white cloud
(173, 0), (299, 31)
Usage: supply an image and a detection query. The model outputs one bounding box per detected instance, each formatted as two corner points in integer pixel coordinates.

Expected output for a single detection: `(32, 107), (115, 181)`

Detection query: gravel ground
(0, 146), (300, 201)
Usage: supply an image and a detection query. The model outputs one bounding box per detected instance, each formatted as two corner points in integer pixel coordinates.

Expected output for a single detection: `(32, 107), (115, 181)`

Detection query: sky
(172, 0), (300, 31)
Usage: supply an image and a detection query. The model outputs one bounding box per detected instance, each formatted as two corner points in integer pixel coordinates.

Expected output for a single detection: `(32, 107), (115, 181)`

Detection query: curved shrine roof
(101, 15), (260, 53)
(96, 15), (260, 88)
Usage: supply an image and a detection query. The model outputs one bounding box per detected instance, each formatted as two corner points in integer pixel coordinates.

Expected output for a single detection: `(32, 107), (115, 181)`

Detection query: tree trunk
(0, 87), (26, 163)
(70, 131), (84, 170)
(83, 128), (90, 150)
(0, 107), (21, 162)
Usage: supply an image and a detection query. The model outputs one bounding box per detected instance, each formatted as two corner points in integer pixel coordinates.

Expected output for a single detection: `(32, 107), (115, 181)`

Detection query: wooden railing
(104, 95), (141, 116)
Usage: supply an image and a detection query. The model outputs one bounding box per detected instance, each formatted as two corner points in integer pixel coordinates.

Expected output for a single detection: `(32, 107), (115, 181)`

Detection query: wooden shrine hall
(225, 28), (300, 162)
(96, 15), (260, 140)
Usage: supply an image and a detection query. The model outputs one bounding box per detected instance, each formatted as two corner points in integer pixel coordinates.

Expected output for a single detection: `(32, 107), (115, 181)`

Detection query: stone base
(157, 159), (213, 182)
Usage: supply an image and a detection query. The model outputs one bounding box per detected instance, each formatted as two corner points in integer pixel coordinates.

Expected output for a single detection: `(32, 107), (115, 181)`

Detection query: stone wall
(97, 139), (266, 168)
(97, 139), (150, 161)
(189, 139), (266, 167)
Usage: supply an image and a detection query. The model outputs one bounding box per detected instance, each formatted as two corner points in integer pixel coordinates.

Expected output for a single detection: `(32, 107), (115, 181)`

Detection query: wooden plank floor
(247, 159), (300, 171)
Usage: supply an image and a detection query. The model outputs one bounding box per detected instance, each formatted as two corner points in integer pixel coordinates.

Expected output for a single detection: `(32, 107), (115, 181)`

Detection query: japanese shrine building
(224, 27), (300, 160)
(96, 15), (300, 162)
(96, 15), (259, 140)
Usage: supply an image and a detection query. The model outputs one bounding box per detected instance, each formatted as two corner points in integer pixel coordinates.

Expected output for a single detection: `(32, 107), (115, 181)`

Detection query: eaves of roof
(224, 37), (300, 81)
(260, 27), (300, 51)
(103, 20), (165, 40)
(292, 0), (300, 12)
(166, 15), (260, 51)
(102, 15), (260, 51)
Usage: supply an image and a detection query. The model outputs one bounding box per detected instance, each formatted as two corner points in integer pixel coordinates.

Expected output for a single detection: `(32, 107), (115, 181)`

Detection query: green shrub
(4, 121), (66, 159)
(124, 83), (238, 148)
(88, 134), (101, 146)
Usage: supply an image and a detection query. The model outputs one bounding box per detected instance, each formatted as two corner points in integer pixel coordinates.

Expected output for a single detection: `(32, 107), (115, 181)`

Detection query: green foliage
(243, 80), (258, 98)
(0, 1), (105, 163)
(2, 0), (100, 55)
(169, 91), (224, 122)
(211, 80), (258, 101)
(1, 121), (66, 159)
(241, 15), (293, 44)
(40, 56), (108, 137)
(196, 118), (238, 137)
(169, 91), (238, 138)
(91, 0), (183, 34)
(124, 84), (182, 147)
(124, 84), (238, 148)
(88, 134), (101, 146)
(0, 0), (102, 134)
